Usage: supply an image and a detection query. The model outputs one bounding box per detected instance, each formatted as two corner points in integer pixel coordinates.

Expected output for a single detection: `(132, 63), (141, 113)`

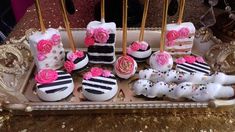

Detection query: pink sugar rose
(64, 60), (75, 73)
(75, 51), (84, 58)
(102, 70), (111, 77)
(83, 72), (93, 80)
(130, 41), (141, 51)
(84, 36), (95, 47)
(68, 53), (77, 61)
(37, 53), (46, 61)
(86, 29), (94, 37)
(35, 69), (58, 84)
(175, 57), (186, 64)
(37, 40), (53, 54)
(127, 47), (133, 54)
(93, 28), (109, 43)
(51, 34), (61, 45)
(90, 67), (103, 77)
(196, 56), (205, 63)
(166, 30), (179, 41)
(178, 27), (190, 38)
(156, 52), (170, 66)
(140, 41), (149, 50)
(184, 55), (196, 64)
(166, 40), (175, 47)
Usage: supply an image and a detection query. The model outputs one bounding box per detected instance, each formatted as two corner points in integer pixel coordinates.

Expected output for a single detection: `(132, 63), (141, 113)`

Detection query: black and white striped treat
(82, 73), (118, 101)
(176, 60), (211, 75)
(36, 70), (74, 101)
(86, 21), (116, 64)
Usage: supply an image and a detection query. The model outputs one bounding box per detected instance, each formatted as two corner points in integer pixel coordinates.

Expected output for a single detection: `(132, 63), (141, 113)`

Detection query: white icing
(114, 56), (137, 79)
(149, 51), (173, 72)
(29, 28), (65, 70)
(66, 51), (89, 70)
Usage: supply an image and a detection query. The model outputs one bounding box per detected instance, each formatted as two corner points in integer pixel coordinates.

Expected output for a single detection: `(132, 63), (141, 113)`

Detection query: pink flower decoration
(75, 51), (84, 58)
(156, 52), (170, 66)
(127, 47), (133, 54)
(37, 53), (46, 61)
(178, 27), (190, 38)
(86, 29), (94, 37)
(84, 36), (95, 47)
(83, 72), (93, 80)
(130, 42), (141, 51)
(196, 56), (205, 63)
(175, 57), (186, 64)
(102, 70), (111, 77)
(115, 56), (135, 75)
(51, 34), (61, 45)
(166, 40), (175, 47)
(68, 53), (77, 61)
(93, 28), (109, 43)
(35, 69), (58, 84)
(37, 40), (53, 54)
(166, 30), (179, 41)
(140, 41), (148, 50)
(64, 60), (75, 73)
(90, 67), (103, 77)
(184, 55), (196, 64)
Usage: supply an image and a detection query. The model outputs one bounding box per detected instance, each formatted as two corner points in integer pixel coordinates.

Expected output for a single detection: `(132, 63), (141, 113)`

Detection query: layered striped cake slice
(82, 68), (118, 101)
(36, 70), (74, 101)
(86, 21), (116, 64)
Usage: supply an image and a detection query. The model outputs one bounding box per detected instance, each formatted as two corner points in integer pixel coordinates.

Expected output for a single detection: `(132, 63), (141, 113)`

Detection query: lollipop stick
(60, 0), (76, 52)
(101, 0), (105, 23)
(122, 0), (128, 56)
(35, 0), (46, 33)
(139, 0), (149, 42)
(160, 0), (169, 52)
(177, 0), (186, 24)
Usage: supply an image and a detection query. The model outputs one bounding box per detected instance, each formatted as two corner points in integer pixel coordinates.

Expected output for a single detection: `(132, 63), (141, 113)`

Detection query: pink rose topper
(37, 53), (46, 61)
(64, 60), (75, 73)
(84, 36), (95, 47)
(83, 68), (112, 80)
(184, 55), (196, 64)
(166, 30), (179, 41)
(175, 57), (186, 64)
(178, 27), (190, 38)
(68, 51), (84, 61)
(35, 69), (58, 84)
(90, 67), (103, 77)
(93, 28), (109, 43)
(51, 34), (61, 45)
(196, 56), (205, 63)
(140, 41), (148, 50)
(166, 27), (190, 47)
(102, 70), (111, 77)
(127, 47), (133, 54)
(83, 72), (93, 80)
(37, 40), (53, 54)
(156, 52), (170, 66)
(130, 41), (141, 51)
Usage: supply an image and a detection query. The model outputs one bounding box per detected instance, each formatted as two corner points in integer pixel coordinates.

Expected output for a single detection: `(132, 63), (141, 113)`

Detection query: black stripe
(177, 64), (209, 74)
(84, 89), (104, 94)
(107, 76), (116, 79)
(38, 80), (72, 89)
(57, 76), (71, 80)
(196, 61), (210, 67)
(128, 54), (151, 62)
(189, 62), (210, 71)
(95, 34), (115, 44)
(82, 82), (112, 90)
(88, 45), (114, 53)
(88, 78), (116, 85)
(177, 65), (194, 73)
(88, 55), (114, 62)
(57, 71), (66, 75)
(74, 54), (87, 64)
(45, 87), (67, 94)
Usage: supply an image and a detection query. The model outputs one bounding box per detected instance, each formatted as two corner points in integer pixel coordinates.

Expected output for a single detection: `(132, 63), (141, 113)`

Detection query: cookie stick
(35, 0), (46, 33)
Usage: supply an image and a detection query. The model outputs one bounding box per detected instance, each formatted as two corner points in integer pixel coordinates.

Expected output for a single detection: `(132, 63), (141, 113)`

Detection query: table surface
(2, 0), (235, 131)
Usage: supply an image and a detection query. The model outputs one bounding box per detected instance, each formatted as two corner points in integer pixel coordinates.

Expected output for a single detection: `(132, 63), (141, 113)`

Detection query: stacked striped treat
(85, 21), (116, 64)
(165, 22), (195, 56)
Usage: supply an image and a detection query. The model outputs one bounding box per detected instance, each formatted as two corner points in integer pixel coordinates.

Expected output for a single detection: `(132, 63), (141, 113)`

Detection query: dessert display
(82, 67), (118, 101)
(127, 0), (152, 62)
(165, 0), (196, 56)
(149, 0), (173, 72)
(85, 0), (116, 64)
(114, 0), (137, 79)
(60, 0), (88, 72)
(175, 55), (211, 75)
(35, 69), (74, 101)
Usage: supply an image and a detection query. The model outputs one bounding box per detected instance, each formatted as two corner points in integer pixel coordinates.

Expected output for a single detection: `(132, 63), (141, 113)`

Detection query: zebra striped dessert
(36, 70), (74, 101)
(82, 68), (118, 101)
(85, 21), (116, 64)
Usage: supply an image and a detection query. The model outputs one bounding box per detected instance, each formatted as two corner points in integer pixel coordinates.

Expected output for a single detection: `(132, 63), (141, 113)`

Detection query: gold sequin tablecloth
(1, 0), (235, 131)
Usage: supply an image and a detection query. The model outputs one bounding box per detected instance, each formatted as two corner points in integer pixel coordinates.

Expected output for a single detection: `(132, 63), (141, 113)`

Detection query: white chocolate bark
(86, 21), (116, 64)
(29, 28), (65, 70)
(165, 22), (196, 55)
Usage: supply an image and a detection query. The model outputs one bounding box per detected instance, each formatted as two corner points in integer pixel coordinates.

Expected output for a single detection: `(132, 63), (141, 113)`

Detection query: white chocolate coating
(66, 51), (89, 71)
(29, 28), (65, 70)
(114, 56), (137, 79)
(149, 51), (173, 72)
